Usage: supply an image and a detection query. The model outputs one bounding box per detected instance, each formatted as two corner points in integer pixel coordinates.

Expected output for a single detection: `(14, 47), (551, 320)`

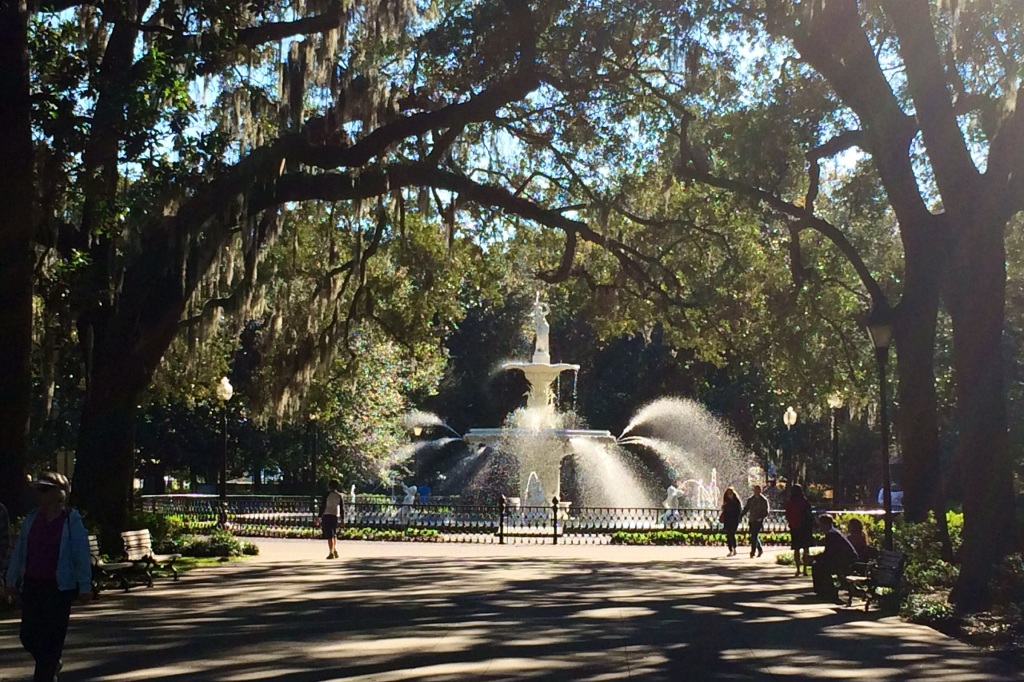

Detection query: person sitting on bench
(812, 514), (858, 602)
(845, 518), (878, 562)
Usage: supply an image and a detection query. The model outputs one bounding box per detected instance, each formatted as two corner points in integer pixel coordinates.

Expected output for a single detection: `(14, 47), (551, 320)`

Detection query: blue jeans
(749, 520), (764, 555)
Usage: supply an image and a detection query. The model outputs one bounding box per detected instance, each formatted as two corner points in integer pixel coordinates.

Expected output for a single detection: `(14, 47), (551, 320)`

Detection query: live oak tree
(656, 0), (1024, 607)
(478, 0), (1021, 605)
(0, 0), (695, 535)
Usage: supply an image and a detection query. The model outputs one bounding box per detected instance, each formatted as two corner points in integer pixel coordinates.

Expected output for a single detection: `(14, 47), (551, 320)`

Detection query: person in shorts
(784, 484), (814, 576)
(321, 480), (343, 559)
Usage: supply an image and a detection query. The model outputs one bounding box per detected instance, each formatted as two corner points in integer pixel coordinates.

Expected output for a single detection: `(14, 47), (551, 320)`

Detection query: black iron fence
(141, 494), (793, 545)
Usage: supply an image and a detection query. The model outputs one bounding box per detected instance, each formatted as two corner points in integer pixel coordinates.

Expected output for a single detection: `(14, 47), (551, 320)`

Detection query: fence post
(499, 497), (506, 545)
(552, 496), (559, 545)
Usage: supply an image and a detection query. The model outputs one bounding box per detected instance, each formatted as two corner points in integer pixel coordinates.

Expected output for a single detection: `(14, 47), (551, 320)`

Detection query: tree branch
(988, 85), (1024, 220)
(284, 68), (540, 169)
(111, 7), (349, 54)
(782, 0), (934, 228)
(675, 165), (885, 303)
(537, 230), (577, 283)
(235, 8), (348, 48)
(265, 164), (696, 310)
(805, 129), (864, 212)
(880, 0), (981, 202)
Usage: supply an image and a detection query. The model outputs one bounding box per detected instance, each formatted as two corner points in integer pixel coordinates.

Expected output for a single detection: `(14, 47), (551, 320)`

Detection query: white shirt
(324, 490), (343, 518)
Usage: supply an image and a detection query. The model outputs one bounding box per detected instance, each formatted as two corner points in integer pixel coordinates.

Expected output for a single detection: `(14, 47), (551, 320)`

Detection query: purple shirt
(25, 511), (66, 582)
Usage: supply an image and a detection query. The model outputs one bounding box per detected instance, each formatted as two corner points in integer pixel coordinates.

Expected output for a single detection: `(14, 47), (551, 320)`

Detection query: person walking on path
(741, 485), (770, 557)
(784, 484), (814, 576)
(4, 471), (92, 682)
(321, 480), (344, 559)
(719, 487), (742, 556)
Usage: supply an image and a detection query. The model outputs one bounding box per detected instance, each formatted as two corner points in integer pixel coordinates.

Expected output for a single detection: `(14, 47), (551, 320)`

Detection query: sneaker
(750, 551), (755, 558)
(326, 553), (335, 560)
(331, 550), (339, 559)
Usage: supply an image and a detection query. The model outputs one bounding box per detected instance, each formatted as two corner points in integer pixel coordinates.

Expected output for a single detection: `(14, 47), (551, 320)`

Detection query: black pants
(724, 525), (738, 551)
(748, 520), (764, 555)
(20, 579), (76, 682)
(812, 560), (844, 600)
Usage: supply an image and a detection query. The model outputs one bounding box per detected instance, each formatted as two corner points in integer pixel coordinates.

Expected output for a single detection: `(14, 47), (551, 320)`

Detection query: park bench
(87, 535), (134, 593)
(121, 529), (182, 586)
(843, 549), (907, 611)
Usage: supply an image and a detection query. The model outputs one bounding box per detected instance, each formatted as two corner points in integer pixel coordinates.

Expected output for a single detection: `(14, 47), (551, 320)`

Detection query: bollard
(552, 496), (559, 545)
(499, 496), (506, 545)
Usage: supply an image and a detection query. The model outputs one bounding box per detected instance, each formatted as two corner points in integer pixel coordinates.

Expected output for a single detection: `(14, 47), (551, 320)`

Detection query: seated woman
(845, 518), (878, 561)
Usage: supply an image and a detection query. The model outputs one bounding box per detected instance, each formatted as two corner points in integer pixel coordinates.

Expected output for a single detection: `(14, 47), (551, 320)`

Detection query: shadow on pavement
(0, 555), (1017, 681)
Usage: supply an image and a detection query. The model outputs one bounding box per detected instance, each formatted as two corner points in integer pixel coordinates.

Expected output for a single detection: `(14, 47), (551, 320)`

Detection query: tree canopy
(1, 0), (1023, 608)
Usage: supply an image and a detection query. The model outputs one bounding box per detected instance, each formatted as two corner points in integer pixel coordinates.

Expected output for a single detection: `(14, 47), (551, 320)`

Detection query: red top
(25, 511), (66, 582)
(784, 497), (812, 529)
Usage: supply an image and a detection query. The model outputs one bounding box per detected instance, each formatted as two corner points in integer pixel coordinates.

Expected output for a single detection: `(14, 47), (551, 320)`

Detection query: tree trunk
(73, 376), (139, 543)
(0, 0), (33, 515)
(947, 218), (1014, 609)
(894, 232), (944, 525)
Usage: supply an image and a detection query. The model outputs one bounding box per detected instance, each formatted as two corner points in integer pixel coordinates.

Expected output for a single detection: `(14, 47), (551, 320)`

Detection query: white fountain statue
(662, 483), (686, 525)
(502, 294), (581, 410)
(525, 471), (547, 507)
(532, 295), (551, 364)
(663, 484), (686, 509)
(696, 468), (720, 508)
(398, 482), (417, 523)
(464, 295), (617, 504)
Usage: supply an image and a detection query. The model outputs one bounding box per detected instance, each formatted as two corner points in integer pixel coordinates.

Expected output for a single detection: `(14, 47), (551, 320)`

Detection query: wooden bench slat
(120, 528), (180, 582)
(844, 549), (907, 611)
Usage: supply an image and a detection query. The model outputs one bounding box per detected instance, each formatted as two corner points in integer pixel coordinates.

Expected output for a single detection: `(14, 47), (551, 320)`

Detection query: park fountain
(412, 296), (754, 509)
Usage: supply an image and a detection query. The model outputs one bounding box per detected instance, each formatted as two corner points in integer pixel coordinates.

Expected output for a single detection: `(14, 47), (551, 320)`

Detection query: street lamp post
(310, 414), (319, 525)
(828, 392), (844, 507)
(783, 406), (798, 485)
(865, 305), (895, 550)
(215, 377), (234, 503)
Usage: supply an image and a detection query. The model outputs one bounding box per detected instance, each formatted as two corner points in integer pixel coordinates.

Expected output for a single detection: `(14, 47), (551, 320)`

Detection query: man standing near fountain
(740, 484), (770, 558)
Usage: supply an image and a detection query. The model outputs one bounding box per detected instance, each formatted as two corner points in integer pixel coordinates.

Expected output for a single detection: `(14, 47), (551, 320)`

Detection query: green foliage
(990, 553), (1024, 605)
(610, 530), (792, 546)
(176, 529), (258, 558)
(895, 512), (963, 593)
(904, 593), (960, 632)
(124, 511), (186, 550)
(338, 527), (442, 542)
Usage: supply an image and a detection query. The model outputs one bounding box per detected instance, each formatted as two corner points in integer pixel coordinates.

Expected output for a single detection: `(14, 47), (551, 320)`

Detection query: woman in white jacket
(4, 471), (92, 682)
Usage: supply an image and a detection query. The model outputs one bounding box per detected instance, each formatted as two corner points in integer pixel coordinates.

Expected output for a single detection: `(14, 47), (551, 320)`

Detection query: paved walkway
(1, 540), (1018, 681)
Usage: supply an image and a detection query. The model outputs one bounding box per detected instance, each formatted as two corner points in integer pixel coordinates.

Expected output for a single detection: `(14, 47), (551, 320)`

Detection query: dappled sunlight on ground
(0, 541), (1017, 681)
